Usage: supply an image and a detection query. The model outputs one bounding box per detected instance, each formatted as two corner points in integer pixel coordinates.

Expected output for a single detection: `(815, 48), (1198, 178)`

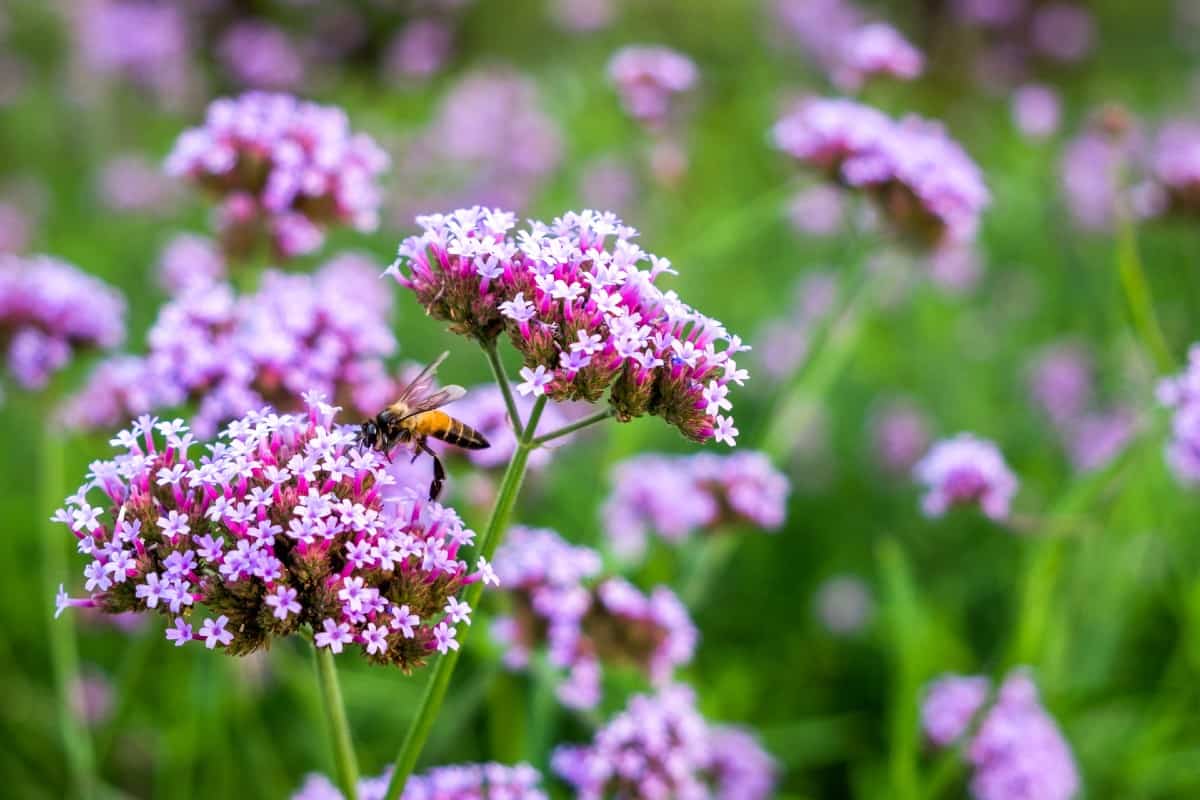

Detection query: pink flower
(914, 434), (1018, 521)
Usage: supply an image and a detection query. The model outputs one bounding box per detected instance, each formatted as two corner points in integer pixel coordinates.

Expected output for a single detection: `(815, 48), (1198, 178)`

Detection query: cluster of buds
(491, 526), (696, 710)
(606, 45), (698, 129)
(913, 434), (1018, 522)
(54, 395), (496, 670)
(772, 98), (989, 247)
(603, 451), (789, 559)
(0, 254), (125, 391)
(552, 684), (776, 799)
(164, 92), (389, 259)
(294, 762), (547, 800)
(387, 207), (749, 446)
(922, 670), (1080, 800)
(62, 254), (396, 437)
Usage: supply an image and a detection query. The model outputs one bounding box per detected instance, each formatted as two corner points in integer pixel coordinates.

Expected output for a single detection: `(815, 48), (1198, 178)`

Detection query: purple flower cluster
(603, 451), (789, 558)
(382, 19), (455, 82)
(913, 434), (1018, 521)
(218, 22), (305, 91)
(606, 46), (698, 129)
(165, 92), (389, 259)
(74, 0), (193, 103)
(1011, 84), (1061, 139)
(63, 254), (394, 437)
(294, 762), (546, 800)
(772, 0), (923, 90)
(54, 395), (494, 669)
(0, 254), (126, 390)
(1149, 119), (1200, 216)
(552, 684), (776, 800)
(388, 207), (749, 445)
(491, 526), (696, 710)
(922, 670), (1081, 800)
(392, 70), (563, 218)
(947, 0), (1095, 85)
(97, 154), (181, 215)
(772, 98), (990, 246)
(1155, 344), (1200, 483)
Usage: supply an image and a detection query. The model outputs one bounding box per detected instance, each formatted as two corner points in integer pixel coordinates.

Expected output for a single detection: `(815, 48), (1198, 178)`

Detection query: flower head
(603, 451), (788, 558)
(165, 92), (389, 259)
(921, 674), (991, 747)
(914, 434), (1018, 521)
(490, 526), (695, 710)
(0, 254), (126, 390)
(53, 395), (488, 671)
(607, 45), (698, 128)
(835, 23), (924, 90)
(772, 98), (989, 246)
(292, 761), (547, 800)
(388, 208), (748, 445)
(552, 684), (776, 800)
(1156, 344), (1200, 483)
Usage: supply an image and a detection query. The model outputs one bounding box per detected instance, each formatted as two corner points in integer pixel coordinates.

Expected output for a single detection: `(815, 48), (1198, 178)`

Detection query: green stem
(312, 644), (360, 800)
(528, 407), (616, 447)
(42, 423), (97, 799)
(484, 341), (523, 433)
(1115, 205), (1174, 372)
(383, 394), (546, 800)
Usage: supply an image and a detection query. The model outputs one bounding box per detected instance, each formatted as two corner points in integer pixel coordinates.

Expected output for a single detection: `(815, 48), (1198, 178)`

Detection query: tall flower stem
(484, 340), (524, 432)
(313, 644), (360, 800)
(42, 422), (97, 799)
(1115, 213), (1174, 373)
(383, 388), (548, 800)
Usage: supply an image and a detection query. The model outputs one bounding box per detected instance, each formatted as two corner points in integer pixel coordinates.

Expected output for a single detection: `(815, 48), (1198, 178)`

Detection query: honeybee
(358, 352), (490, 500)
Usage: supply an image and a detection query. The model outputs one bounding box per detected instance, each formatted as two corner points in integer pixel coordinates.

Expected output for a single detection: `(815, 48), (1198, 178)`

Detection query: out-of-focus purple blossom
(1031, 4), (1095, 63)
(835, 23), (924, 90)
(54, 396), (491, 669)
(647, 137), (690, 187)
(1156, 344), (1200, 483)
(218, 22), (306, 91)
(293, 761), (547, 800)
(578, 157), (638, 217)
(1011, 84), (1062, 139)
(921, 674), (990, 746)
(757, 270), (839, 381)
(157, 234), (226, 296)
(872, 399), (931, 474)
(773, 0), (862, 76)
(1066, 409), (1137, 472)
(950, 0), (1026, 27)
(1149, 119), (1200, 215)
(382, 19), (454, 82)
(551, 0), (616, 32)
(70, 668), (115, 727)
(928, 244), (984, 293)
(914, 434), (1018, 521)
(491, 527), (695, 710)
(0, 201), (33, 254)
(814, 574), (874, 634)
(393, 70), (562, 216)
(388, 207), (748, 446)
(603, 451), (789, 559)
(552, 684), (776, 800)
(63, 254), (394, 436)
(0, 255), (126, 390)
(789, 184), (846, 237)
(607, 45), (698, 129)
(927, 670), (1081, 800)
(165, 92), (389, 260)
(1060, 108), (1153, 232)
(773, 98), (990, 246)
(1028, 343), (1092, 427)
(74, 0), (193, 101)
(98, 154), (181, 215)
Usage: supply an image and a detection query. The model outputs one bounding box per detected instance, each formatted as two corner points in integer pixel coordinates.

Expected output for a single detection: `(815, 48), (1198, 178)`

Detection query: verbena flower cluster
(552, 684), (776, 800)
(388, 207), (749, 446)
(606, 45), (698, 128)
(947, 0), (1096, 76)
(1155, 344), (1200, 483)
(913, 434), (1018, 521)
(602, 451), (789, 558)
(293, 762), (546, 800)
(772, 97), (990, 246)
(491, 526), (696, 710)
(164, 92), (389, 259)
(922, 670), (1081, 800)
(63, 254), (395, 437)
(54, 396), (494, 670)
(0, 254), (126, 390)
(74, 0), (193, 104)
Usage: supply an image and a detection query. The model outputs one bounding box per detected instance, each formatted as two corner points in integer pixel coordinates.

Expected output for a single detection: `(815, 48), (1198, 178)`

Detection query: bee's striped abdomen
(419, 411), (491, 450)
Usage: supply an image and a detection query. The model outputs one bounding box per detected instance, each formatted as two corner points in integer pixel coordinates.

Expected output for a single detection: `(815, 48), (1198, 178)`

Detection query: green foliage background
(3, 0), (1200, 797)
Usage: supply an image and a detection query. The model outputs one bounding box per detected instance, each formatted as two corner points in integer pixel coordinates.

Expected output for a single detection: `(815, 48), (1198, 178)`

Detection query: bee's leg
(417, 441), (446, 501)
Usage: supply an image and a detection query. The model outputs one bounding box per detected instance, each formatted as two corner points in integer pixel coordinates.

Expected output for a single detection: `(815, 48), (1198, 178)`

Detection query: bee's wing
(395, 351), (450, 404)
(397, 385), (467, 420)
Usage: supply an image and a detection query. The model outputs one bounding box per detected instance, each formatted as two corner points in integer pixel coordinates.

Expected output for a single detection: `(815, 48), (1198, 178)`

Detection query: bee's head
(358, 420), (379, 449)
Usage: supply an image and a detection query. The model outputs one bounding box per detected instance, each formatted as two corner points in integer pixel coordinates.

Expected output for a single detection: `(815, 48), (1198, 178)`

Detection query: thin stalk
(42, 423), (97, 799)
(1115, 184), (1174, 373)
(312, 644), (360, 800)
(383, 394), (546, 800)
(681, 534), (740, 608)
(484, 340), (523, 433)
(529, 407), (616, 447)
